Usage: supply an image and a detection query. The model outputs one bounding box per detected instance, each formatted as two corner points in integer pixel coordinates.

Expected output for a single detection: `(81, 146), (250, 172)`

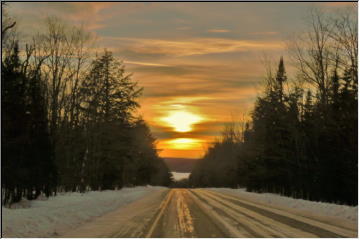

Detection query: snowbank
(209, 188), (358, 223)
(2, 186), (166, 238)
(171, 172), (190, 181)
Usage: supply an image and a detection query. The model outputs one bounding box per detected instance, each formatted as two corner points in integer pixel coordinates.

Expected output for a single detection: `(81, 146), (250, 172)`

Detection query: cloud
(104, 37), (283, 57)
(249, 31), (278, 36)
(208, 29), (230, 33)
(177, 26), (192, 31)
(56, 2), (115, 30)
(125, 60), (170, 67)
(9, 2), (115, 32)
(128, 62), (263, 99)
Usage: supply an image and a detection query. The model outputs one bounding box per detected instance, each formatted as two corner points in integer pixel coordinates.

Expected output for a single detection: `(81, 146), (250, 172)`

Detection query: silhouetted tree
(2, 42), (56, 205)
(2, 13), (171, 203)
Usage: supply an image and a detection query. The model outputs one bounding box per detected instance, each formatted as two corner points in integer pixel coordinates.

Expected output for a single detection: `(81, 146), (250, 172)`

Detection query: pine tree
(275, 57), (287, 102)
(80, 50), (143, 190)
(2, 42), (56, 204)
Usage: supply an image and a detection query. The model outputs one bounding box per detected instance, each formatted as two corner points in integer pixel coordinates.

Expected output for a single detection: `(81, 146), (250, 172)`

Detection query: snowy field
(2, 186), (166, 238)
(171, 172), (190, 181)
(209, 188), (358, 223)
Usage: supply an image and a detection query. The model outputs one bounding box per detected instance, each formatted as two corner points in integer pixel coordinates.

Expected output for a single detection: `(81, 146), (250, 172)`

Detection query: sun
(164, 138), (204, 150)
(161, 110), (203, 132)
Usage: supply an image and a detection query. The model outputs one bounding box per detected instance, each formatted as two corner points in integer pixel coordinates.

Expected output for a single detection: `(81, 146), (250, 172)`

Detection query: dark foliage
(190, 58), (357, 205)
(2, 43), (57, 204)
(1, 18), (171, 204)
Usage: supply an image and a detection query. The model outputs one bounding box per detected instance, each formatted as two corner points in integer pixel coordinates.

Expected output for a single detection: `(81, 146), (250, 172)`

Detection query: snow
(2, 186), (166, 238)
(171, 172), (190, 181)
(209, 188), (358, 223)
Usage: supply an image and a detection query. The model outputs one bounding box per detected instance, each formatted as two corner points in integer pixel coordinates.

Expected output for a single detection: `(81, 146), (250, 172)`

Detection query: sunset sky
(8, 2), (355, 159)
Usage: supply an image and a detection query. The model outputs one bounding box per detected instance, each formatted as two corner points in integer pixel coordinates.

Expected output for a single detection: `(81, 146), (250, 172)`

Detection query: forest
(2, 7), (172, 205)
(190, 8), (358, 205)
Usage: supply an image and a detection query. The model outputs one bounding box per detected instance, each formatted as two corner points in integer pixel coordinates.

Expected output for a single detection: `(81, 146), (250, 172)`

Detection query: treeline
(2, 13), (171, 205)
(190, 8), (357, 205)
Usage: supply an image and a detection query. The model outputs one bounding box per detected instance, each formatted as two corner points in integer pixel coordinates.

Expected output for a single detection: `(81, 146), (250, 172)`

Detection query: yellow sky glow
(165, 138), (203, 150)
(160, 110), (204, 132)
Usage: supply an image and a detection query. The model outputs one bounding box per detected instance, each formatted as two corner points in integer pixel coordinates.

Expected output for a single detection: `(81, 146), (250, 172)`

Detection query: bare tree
(29, 17), (96, 190)
(32, 17), (94, 137)
(288, 8), (334, 105)
(328, 7), (357, 80)
(1, 3), (16, 40)
(1, 3), (18, 59)
(288, 6), (358, 105)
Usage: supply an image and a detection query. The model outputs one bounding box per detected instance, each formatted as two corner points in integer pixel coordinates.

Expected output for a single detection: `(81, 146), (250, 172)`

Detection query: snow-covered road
(63, 188), (357, 238)
(2, 186), (166, 237)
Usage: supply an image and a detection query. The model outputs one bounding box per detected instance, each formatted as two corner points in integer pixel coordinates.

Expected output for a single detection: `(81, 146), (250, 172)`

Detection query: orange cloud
(65, 2), (115, 30)
(105, 37), (284, 57)
(208, 29), (230, 33)
(9, 2), (116, 32)
(125, 60), (170, 67)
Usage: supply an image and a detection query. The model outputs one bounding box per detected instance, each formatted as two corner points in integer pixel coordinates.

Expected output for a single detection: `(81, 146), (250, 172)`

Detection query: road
(63, 188), (357, 238)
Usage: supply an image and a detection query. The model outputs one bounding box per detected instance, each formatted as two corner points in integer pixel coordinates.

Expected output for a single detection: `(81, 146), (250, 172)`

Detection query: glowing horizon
(7, 2), (356, 159)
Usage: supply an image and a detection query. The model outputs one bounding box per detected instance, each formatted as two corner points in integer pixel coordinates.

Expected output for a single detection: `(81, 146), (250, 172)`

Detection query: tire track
(189, 189), (267, 237)
(202, 189), (356, 237)
(195, 189), (317, 237)
(63, 188), (356, 238)
(187, 189), (246, 237)
(175, 189), (195, 237)
(145, 189), (229, 238)
(183, 190), (229, 238)
(143, 189), (174, 237)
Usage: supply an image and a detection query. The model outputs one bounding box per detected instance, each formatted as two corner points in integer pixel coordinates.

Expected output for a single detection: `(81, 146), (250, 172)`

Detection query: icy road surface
(63, 188), (357, 238)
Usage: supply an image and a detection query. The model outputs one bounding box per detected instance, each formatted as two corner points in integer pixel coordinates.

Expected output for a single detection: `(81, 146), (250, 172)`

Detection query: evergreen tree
(80, 50), (142, 190)
(2, 42), (56, 204)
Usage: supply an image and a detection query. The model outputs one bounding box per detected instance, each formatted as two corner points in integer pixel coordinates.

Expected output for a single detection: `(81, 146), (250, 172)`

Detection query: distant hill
(163, 158), (198, 173)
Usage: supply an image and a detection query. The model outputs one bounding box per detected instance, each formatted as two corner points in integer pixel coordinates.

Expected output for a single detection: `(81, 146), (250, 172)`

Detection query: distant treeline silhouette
(2, 11), (171, 205)
(190, 8), (357, 205)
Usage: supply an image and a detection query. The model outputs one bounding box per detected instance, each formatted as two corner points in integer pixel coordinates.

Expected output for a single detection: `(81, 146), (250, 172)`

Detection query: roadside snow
(2, 186), (166, 238)
(209, 188), (358, 223)
(171, 172), (190, 181)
